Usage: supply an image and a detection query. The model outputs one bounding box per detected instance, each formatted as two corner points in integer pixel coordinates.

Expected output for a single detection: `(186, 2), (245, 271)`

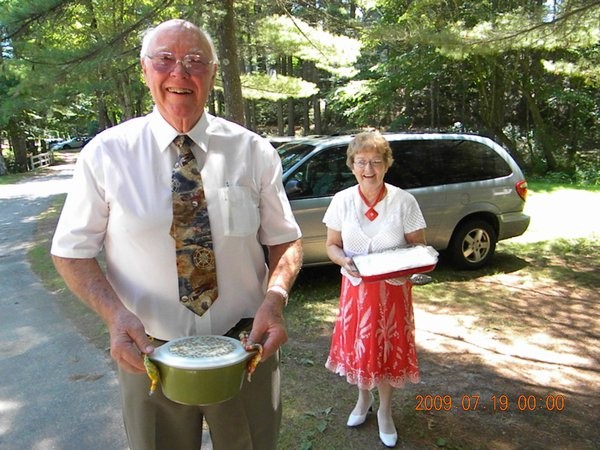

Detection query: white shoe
(377, 409), (397, 447)
(346, 393), (374, 427)
(379, 430), (398, 448)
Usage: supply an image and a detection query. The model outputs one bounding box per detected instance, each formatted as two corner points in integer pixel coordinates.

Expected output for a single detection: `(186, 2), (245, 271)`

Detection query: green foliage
(530, 164), (600, 188)
(241, 73), (318, 101)
(528, 176), (600, 191)
(0, 0), (181, 137)
(256, 15), (362, 78)
(433, 3), (600, 58)
(575, 161), (600, 186)
(0, 66), (22, 128)
(1, 0), (598, 179)
(351, 0), (600, 176)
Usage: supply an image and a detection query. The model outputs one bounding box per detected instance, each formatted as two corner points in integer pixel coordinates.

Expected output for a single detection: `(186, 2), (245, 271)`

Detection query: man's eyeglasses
(146, 52), (214, 75)
(353, 159), (384, 169)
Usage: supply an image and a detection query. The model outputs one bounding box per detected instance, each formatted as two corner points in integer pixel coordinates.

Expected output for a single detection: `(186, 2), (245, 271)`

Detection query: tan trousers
(118, 351), (281, 450)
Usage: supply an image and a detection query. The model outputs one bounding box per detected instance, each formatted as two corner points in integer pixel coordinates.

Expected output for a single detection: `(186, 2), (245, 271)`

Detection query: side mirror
(409, 273), (433, 285)
(285, 179), (305, 197)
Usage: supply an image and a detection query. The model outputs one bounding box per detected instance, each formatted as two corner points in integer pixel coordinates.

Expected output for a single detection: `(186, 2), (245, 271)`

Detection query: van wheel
(450, 219), (497, 269)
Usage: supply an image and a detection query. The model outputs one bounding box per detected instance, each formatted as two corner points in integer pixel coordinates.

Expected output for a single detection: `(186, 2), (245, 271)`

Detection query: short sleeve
(402, 194), (426, 233)
(51, 147), (109, 258)
(323, 192), (344, 231)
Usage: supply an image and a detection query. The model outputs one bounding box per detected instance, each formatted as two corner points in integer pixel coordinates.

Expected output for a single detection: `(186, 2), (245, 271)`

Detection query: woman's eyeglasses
(353, 159), (384, 169)
(146, 52), (214, 75)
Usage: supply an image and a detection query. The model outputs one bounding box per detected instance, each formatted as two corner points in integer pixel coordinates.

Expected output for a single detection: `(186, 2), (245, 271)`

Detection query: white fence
(30, 151), (54, 169)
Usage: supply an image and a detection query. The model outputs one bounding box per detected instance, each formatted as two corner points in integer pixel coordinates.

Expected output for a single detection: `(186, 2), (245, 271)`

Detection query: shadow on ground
(283, 244), (599, 449)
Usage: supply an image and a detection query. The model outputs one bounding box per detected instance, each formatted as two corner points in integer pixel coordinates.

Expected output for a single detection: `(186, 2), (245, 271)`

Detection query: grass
(25, 181), (600, 450)
(0, 171), (32, 184)
(278, 235), (600, 449)
(527, 179), (600, 193)
(27, 196), (66, 291)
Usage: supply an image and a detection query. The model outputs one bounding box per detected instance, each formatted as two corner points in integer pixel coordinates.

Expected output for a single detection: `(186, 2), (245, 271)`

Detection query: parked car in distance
(278, 133), (530, 269)
(50, 136), (91, 150)
(44, 138), (63, 148)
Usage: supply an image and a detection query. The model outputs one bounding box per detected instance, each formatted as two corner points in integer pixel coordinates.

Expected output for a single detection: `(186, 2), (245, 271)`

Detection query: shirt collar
(149, 107), (213, 153)
(186, 113), (211, 153)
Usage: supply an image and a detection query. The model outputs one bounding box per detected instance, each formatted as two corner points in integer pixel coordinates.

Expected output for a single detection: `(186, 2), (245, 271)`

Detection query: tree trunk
(312, 95), (322, 135)
(7, 117), (28, 172)
(487, 124), (527, 169)
(207, 90), (216, 116)
(277, 100), (284, 135)
(302, 98), (310, 136)
(286, 56), (295, 135)
(286, 98), (295, 136)
(430, 80), (436, 129)
(120, 74), (134, 120)
(97, 95), (111, 131)
(217, 0), (245, 125)
(0, 149), (7, 175)
(520, 56), (558, 172)
(475, 58), (502, 137)
(244, 99), (255, 131)
(301, 61), (311, 135)
(216, 90), (225, 117)
(525, 91), (558, 172)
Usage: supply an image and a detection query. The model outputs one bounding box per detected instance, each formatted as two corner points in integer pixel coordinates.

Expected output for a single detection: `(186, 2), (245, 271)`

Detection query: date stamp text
(415, 393), (566, 412)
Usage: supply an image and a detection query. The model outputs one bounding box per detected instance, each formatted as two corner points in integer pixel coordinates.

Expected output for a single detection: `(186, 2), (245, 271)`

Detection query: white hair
(139, 19), (218, 63)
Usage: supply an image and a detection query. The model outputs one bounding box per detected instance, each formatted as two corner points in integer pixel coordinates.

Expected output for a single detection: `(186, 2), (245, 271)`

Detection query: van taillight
(516, 180), (528, 201)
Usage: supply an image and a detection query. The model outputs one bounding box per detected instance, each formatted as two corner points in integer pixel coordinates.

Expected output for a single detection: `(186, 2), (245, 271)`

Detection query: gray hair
(139, 19), (219, 64)
(346, 131), (394, 170)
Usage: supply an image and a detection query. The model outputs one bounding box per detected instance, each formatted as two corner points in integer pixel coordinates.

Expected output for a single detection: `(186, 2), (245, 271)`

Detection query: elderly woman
(323, 131), (427, 448)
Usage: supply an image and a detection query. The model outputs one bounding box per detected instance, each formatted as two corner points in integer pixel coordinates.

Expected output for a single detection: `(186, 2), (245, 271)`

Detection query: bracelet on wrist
(267, 285), (289, 306)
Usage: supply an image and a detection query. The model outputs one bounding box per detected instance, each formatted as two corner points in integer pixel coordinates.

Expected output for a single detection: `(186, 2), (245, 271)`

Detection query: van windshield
(277, 143), (316, 172)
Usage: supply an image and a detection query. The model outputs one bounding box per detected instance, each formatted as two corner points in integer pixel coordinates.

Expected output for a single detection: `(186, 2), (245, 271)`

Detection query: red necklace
(358, 184), (386, 221)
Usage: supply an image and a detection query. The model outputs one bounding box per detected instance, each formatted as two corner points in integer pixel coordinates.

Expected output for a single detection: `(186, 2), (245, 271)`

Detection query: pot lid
(149, 335), (250, 370)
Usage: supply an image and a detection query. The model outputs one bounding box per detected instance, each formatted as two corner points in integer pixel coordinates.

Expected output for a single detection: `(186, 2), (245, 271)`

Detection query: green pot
(148, 335), (256, 406)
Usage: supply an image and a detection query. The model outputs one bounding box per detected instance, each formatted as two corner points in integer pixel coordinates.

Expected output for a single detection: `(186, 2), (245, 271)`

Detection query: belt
(147, 318), (254, 342)
(224, 318), (254, 338)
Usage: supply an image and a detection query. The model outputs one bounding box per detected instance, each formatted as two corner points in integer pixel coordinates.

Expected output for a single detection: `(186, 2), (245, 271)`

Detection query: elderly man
(51, 19), (302, 450)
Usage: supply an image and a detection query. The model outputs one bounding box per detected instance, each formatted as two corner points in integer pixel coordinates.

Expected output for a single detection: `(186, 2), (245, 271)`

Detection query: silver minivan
(278, 133), (530, 269)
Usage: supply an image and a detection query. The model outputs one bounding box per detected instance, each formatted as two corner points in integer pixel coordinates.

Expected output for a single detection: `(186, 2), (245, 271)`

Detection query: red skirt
(325, 277), (420, 390)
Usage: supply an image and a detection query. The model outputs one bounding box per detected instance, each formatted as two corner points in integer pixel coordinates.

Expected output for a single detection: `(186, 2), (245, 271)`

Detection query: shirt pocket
(218, 186), (259, 237)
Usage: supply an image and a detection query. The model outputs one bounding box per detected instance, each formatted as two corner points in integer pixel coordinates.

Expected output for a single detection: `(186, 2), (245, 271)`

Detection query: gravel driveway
(0, 161), (128, 449)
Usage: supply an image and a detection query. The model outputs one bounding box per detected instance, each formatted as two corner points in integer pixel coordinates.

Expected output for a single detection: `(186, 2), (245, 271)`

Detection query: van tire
(450, 219), (497, 269)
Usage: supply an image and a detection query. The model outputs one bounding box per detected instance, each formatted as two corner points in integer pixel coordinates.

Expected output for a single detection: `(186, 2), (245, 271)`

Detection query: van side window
(285, 146), (356, 198)
(386, 140), (513, 188)
(306, 146), (355, 197)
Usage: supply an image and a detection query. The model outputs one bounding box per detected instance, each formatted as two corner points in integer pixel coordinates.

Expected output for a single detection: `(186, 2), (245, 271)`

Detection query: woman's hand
(341, 256), (361, 278)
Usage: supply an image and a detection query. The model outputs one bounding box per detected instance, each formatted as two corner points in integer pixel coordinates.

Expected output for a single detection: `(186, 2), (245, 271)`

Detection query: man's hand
(107, 308), (155, 373)
(248, 292), (288, 360)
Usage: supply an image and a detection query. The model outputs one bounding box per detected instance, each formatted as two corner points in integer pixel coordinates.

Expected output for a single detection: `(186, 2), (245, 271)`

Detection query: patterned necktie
(170, 135), (218, 316)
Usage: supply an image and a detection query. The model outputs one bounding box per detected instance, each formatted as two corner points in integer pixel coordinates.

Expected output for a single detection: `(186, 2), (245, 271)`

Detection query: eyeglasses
(353, 159), (384, 169)
(146, 52), (214, 75)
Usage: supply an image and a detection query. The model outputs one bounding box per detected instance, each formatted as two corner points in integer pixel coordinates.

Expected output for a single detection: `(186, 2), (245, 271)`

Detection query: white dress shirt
(51, 109), (301, 340)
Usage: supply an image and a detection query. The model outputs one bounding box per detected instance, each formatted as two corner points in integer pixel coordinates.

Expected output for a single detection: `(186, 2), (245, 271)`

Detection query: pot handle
(239, 332), (263, 382)
(144, 354), (161, 395)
